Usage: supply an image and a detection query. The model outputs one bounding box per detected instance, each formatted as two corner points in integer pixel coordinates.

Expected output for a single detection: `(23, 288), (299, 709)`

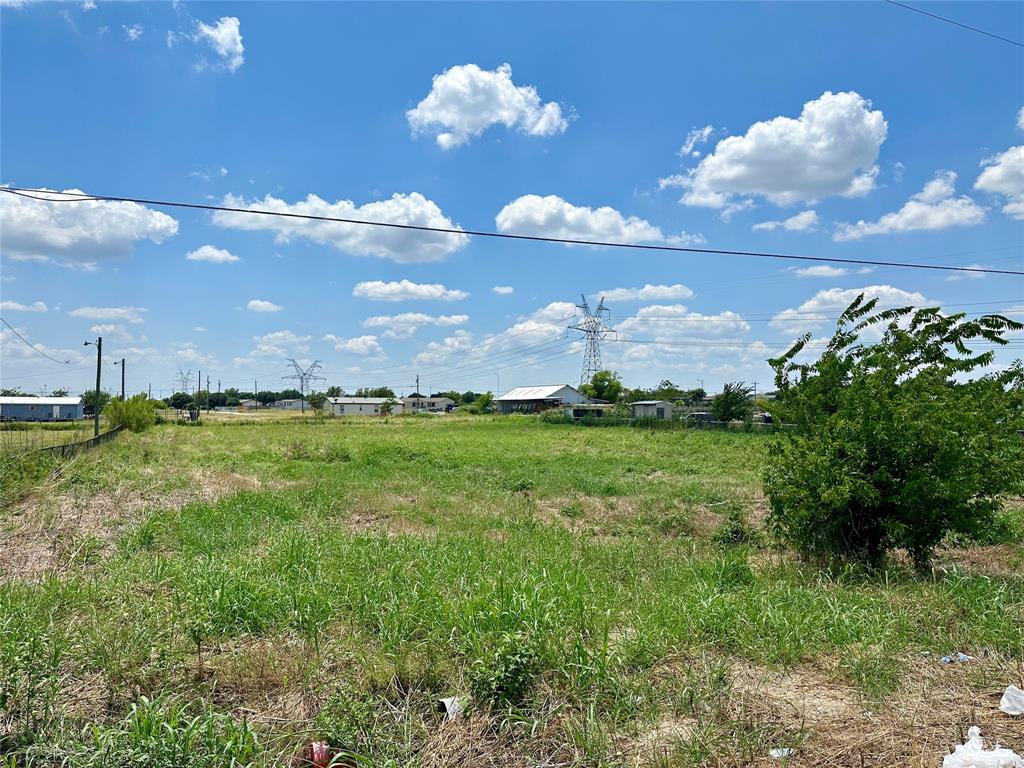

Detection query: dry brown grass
(0, 468), (265, 583)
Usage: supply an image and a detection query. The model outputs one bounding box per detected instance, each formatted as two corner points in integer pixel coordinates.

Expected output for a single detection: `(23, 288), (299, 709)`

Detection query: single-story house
(0, 396), (84, 422)
(326, 397), (404, 416)
(495, 384), (592, 414)
(238, 399), (259, 409)
(402, 396), (455, 412)
(632, 400), (674, 420)
(272, 399), (304, 410)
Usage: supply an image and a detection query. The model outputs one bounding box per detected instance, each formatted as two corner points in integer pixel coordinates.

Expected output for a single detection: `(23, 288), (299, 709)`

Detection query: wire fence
(33, 425), (123, 460)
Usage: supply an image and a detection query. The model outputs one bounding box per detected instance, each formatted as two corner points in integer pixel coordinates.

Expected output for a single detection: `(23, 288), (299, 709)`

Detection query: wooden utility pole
(84, 336), (102, 437)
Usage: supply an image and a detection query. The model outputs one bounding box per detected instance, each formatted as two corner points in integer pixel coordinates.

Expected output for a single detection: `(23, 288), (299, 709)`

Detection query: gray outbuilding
(631, 400), (673, 420)
(0, 396), (84, 422)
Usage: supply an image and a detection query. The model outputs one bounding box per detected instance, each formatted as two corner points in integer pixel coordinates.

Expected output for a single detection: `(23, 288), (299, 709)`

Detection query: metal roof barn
(494, 385), (591, 414)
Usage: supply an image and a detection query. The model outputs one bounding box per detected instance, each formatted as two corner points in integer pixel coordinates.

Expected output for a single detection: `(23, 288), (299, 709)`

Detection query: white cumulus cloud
(598, 284), (695, 302)
(194, 16), (243, 72)
(791, 265), (849, 278)
(834, 171), (984, 241)
(770, 285), (932, 332)
(186, 244), (240, 263)
(0, 187), (178, 263)
(122, 23), (143, 41)
(213, 192), (468, 263)
(0, 300), (47, 312)
(415, 330), (474, 363)
(495, 194), (704, 246)
(69, 306), (146, 324)
(679, 125), (715, 157)
(492, 285), (514, 295)
(323, 334), (385, 357)
(231, 330), (310, 366)
(362, 312), (468, 339)
(752, 210), (819, 232)
(673, 91), (887, 211)
(352, 279), (468, 301)
(974, 145), (1024, 220)
(617, 304), (750, 341)
(407, 63), (569, 150)
(89, 323), (134, 342)
(247, 299), (283, 313)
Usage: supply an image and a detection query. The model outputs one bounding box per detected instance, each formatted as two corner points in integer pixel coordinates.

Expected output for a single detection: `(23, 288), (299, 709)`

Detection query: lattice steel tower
(283, 359), (326, 413)
(568, 295), (616, 386)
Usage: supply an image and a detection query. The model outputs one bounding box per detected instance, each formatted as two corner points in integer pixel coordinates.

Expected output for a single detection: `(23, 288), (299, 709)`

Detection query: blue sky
(1, 1), (1022, 398)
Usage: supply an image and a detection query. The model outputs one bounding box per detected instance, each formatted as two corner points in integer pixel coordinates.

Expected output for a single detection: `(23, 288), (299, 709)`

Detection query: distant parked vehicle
(686, 412), (717, 424)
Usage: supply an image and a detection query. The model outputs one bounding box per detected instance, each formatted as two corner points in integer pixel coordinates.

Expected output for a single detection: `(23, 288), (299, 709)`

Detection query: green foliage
(103, 394), (157, 433)
(469, 630), (541, 707)
(580, 370), (623, 402)
(712, 506), (762, 547)
(82, 389), (112, 416)
(50, 389), (69, 397)
(764, 294), (1024, 569)
(710, 382), (753, 423)
(307, 391), (328, 415)
(325, 385), (344, 398)
(461, 390), (479, 404)
(473, 391), (495, 412)
(378, 398), (397, 416)
(168, 392), (192, 411)
(355, 386), (395, 398)
(69, 696), (260, 767)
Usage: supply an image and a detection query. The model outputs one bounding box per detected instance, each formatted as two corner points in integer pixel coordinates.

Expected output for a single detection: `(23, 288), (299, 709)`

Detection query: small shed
(0, 396), (84, 422)
(631, 400), (673, 420)
(238, 399), (259, 409)
(495, 384), (591, 414)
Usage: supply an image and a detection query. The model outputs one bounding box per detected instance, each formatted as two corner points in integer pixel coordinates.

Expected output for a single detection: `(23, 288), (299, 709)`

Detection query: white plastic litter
(941, 652), (974, 664)
(942, 726), (1024, 768)
(1000, 685), (1024, 716)
(769, 747), (794, 758)
(439, 695), (466, 720)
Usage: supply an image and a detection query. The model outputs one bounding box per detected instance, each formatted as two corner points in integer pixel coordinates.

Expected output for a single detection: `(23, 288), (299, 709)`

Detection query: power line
(3, 186), (1022, 277)
(0, 316), (79, 365)
(884, 0), (1024, 48)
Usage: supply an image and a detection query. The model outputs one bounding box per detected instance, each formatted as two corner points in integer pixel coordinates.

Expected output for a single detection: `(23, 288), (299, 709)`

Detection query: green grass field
(1, 415), (1022, 766)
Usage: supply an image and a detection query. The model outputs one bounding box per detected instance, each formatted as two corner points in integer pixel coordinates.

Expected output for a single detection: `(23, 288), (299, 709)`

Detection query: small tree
(51, 388), (69, 397)
(103, 394), (156, 432)
(710, 382), (753, 422)
(308, 391), (328, 415)
(378, 398), (397, 416)
(82, 389), (112, 416)
(325, 385), (344, 398)
(169, 392), (192, 413)
(474, 391), (495, 412)
(764, 294), (1024, 569)
(355, 386), (395, 398)
(581, 370), (623, 402)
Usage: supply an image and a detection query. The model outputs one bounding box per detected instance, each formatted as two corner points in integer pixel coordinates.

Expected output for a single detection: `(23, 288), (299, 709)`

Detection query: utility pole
(84, 335), (102, 437)
(112, 358), (125, 400)
(148, 383), (152, 400)
(206, 375), (211, 412)
(416, 374), (420, 396)
(254, 379), (258, 411)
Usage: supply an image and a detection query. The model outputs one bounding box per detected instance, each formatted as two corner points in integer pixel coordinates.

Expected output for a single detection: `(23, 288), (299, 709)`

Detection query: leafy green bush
(103, 394), (156, 433)
(764, 295), (1024, 569)
(469, 631), (540, 706)
(710, 382), (753, 422)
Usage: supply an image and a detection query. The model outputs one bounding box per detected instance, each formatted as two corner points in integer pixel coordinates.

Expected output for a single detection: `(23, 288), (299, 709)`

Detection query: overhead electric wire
(0, 316), (80, 365)
(3, 187), (1022, 277)
(883, 0), (1024, 48)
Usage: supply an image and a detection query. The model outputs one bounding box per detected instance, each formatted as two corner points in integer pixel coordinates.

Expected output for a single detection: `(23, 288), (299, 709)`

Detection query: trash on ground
(1000, 685), (1024, 716)
(304, 741), (334, 768)
(941, 652), (974, 664)
(942, 726), (1024, 768)
(439, 695), (466, 720)
(769, 747), (794, 759)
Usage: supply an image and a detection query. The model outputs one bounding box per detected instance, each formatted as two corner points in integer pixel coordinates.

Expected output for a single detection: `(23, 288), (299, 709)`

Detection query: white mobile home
(326, 397), (404, 416)
(631, 400), (674, 420)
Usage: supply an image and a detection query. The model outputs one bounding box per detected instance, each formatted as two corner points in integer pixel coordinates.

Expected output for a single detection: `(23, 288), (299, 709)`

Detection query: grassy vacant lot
(1, 415), (1022, 767)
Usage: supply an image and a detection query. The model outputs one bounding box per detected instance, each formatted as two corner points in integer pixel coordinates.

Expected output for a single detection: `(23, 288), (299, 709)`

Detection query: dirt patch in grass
(344, 511), (436, 538)
(725, 656), (1023, 767)
(935, 544), (1024, 579)
(0, 468), (265, 583)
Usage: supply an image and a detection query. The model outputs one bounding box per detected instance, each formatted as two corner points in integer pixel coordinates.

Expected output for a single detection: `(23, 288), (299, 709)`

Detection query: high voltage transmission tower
(568, 295), (616, 387)
(176, 368), (193, 394)
(283, 359), (326, 413)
